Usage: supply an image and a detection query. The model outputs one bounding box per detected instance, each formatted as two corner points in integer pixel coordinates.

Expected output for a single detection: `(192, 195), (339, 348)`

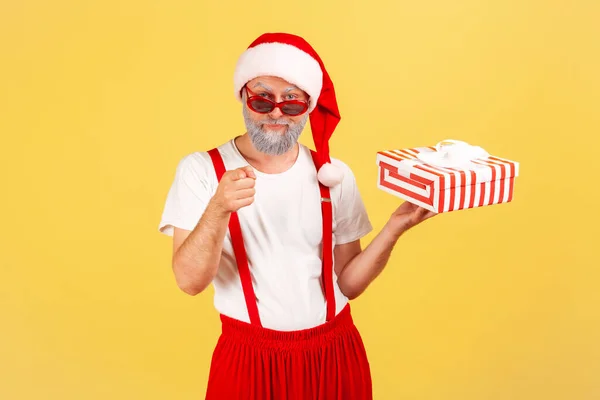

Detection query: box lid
(377, 146), (519, 190)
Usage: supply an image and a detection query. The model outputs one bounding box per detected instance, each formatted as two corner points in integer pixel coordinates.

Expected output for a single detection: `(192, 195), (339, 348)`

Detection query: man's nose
(269, 106), (283, 119)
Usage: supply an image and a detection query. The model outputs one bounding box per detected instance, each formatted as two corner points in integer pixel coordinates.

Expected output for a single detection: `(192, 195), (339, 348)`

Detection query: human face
(242, 76), (310, 156)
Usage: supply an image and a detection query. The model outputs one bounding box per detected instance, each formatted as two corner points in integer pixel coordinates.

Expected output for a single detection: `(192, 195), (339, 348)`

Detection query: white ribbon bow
(416, 139), (490, 168)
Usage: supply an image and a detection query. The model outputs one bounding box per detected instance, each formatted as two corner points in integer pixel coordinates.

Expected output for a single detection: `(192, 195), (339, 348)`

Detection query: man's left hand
(385, 201), (437, 239)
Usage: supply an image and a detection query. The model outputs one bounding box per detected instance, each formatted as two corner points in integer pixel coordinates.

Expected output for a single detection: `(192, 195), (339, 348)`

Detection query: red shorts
(205, 303), (372, 400)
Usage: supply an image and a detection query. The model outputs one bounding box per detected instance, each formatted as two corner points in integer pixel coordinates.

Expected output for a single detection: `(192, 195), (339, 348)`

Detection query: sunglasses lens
(281, 103), (306, 116)
(249, 99), (274, 113)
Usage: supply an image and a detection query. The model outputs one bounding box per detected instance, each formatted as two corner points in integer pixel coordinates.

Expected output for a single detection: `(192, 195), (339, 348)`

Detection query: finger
(235, 188), (256, 200)
(233, 177), (256, 190)
(394, 201), (414, 215)
(229, 166), (255, 181)
(416, 209), (436, 222)
(411, 207), (426, 219)
(241, 166), (256, 179)
(231, 166), (256, 180)
(411, 207), (432, 224)
(232, 196), (254, 209)
(228, 169), (248, 181)
(417, 207), (429, 217)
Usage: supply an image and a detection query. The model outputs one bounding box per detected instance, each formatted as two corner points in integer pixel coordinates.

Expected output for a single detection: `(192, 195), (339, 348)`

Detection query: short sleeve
(158, 153), (215, 237)
(332, 160), (373, 245)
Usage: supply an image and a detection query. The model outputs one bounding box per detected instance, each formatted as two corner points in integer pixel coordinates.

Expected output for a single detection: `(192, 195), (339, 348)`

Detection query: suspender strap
(310, 150), (336, 322)
(208, 148), (262, 327)
(207, 147), (337, 326)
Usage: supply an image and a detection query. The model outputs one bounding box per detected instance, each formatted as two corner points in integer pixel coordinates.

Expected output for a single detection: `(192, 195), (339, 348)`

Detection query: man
(158, 32), (435, 399)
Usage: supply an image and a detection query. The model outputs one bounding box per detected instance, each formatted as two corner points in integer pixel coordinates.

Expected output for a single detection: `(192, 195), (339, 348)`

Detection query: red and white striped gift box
(376, 144), (519, 213)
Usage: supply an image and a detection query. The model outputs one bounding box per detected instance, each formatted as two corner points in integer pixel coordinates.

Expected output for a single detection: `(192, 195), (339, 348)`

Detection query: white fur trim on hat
(234, 42), (323, 112)
(317, 162), (344, 187)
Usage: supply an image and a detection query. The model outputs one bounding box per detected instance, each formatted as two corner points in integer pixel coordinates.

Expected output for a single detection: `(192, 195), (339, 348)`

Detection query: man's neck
(234, 133), (300, 174)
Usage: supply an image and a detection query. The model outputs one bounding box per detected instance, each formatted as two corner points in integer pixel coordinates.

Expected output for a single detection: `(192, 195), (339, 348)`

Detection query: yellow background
(2, 0), (599, 399)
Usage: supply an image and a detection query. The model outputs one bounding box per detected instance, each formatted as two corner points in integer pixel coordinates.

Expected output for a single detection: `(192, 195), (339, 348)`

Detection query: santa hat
(233, 32), (343, 187)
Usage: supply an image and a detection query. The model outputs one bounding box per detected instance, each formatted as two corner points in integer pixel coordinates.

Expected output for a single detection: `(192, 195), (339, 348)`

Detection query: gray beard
(242, 102), (309, 156)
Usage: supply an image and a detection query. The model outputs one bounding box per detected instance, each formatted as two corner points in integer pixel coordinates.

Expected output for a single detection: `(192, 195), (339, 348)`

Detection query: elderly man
(158, 32), (435, 400)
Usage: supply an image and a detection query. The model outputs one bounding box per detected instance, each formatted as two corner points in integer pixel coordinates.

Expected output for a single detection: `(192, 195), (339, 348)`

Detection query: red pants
(205, 304), (372, 399)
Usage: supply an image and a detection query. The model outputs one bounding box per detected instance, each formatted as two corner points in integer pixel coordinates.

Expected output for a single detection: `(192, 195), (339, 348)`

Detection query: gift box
(376, 140), (519, 213)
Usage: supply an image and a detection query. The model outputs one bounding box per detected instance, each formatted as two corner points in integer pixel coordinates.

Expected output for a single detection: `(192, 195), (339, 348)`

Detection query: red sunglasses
(245, 87), (309, 116)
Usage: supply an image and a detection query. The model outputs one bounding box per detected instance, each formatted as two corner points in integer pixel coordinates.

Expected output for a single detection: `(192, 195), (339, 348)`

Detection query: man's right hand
(211, 166), (256, 215)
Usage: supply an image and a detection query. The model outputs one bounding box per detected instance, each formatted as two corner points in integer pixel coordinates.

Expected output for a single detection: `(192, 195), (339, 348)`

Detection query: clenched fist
(211, 166), (256, 215)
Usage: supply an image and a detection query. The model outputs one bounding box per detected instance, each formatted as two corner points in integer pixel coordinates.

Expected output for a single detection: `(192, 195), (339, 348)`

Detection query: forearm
(337, 223), (402, 300)
(173, 199), (231, 295)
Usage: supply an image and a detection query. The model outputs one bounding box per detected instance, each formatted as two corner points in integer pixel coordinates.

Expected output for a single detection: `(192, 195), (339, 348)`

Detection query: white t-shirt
(158, 139), (373, 331)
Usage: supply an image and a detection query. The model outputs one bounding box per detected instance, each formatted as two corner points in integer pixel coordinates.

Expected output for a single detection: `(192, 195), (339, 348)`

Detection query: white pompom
(317, 162), (344, 187)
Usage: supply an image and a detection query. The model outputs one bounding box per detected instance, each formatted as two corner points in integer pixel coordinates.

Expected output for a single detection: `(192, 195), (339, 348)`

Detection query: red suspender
(310, 150), (336, 322)
(208, 148), (262, 327)
(207, 147), (336, 326)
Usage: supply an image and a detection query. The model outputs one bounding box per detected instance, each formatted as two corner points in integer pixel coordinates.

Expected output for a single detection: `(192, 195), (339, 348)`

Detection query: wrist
(382, 221), (405, 243)
(207, 198), (231, 220)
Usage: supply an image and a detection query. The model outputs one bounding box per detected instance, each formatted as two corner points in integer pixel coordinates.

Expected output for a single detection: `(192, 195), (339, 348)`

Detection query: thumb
(415, 206), (430, 219)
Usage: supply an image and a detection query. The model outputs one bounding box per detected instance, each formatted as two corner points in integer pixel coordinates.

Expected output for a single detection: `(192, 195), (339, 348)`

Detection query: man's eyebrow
(253, 82), (272, 91)
(285, 86), (300, 93)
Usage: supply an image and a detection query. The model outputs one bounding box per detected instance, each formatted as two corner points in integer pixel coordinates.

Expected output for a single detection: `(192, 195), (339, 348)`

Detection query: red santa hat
(233, 32), (343, 187)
